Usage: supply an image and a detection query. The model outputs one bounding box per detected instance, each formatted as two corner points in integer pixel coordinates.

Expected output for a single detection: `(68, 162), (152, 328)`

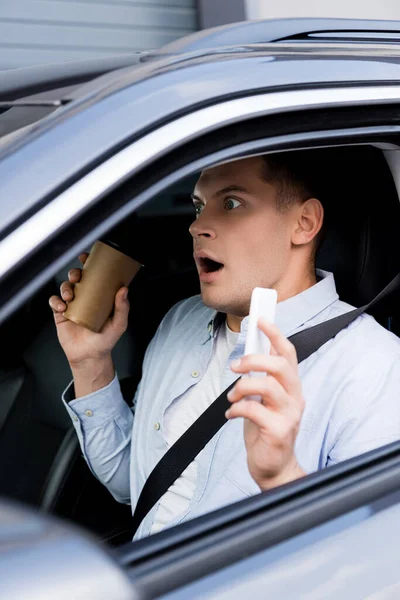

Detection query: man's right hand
(49, 252), (130, 397)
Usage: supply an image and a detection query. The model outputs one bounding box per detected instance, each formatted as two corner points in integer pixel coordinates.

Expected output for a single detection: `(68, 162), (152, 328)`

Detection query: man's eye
(194, 203), (204, 217)
(224, 198), (241, 211)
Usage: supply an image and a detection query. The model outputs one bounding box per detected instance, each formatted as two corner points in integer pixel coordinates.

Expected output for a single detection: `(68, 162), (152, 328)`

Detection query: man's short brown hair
(260, 149), (333, 254)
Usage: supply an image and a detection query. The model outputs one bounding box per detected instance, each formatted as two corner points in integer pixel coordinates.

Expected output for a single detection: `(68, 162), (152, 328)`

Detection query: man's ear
(291, 198), (324, 247)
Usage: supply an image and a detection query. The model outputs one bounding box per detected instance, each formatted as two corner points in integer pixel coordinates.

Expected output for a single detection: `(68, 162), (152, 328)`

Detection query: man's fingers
(49, 295), (66, 313)
(108, 287), (130, 334)
(79, 252), (89, 265)
(60, 281), (74, 302)
(226, 396), (302, 444)
(231, 354), (300, 397)
(226, 398), (273, 429)
(49, 296), (69, 325)
(258, 318), (298, 371)
(228, 375), (291, 412)
(68, 268), (82, 283)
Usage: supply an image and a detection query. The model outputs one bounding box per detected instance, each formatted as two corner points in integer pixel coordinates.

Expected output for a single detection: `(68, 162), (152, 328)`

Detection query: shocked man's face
(189, 156), (299, 317)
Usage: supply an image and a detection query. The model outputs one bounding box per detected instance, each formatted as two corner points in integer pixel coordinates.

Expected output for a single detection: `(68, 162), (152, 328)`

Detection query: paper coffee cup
(63, 240), (142, 333)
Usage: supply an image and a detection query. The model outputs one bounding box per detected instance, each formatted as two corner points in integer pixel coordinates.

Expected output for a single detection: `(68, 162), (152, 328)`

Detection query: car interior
(0, 142), (399, 547)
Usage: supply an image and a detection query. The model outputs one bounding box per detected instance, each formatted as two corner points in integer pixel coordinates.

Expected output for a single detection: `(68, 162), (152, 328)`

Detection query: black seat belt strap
(130, 272), (400, 536)
(292, 272), (400, 363)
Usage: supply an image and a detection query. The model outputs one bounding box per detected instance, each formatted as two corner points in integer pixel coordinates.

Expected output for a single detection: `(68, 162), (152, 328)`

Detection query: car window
(0, 94), (400, 552)
(1, 141), (400, 548)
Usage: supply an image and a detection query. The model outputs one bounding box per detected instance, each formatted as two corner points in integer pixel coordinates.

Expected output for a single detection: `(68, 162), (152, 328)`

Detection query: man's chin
(200, 286), (221, 310)
(200, 286), (250, 316)
(200, 288), (232, 313)
(199, 288), (213, 308)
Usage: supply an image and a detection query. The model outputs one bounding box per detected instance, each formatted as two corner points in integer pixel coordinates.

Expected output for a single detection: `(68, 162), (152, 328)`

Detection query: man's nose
(189, 213), (216, 240)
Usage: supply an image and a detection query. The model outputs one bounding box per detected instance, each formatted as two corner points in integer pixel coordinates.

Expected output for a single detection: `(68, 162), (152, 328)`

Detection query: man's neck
(226, 269), (318, 333)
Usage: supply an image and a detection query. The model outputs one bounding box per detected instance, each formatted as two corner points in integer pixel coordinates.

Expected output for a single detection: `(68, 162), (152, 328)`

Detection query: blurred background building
(246, 0), (400, 21)
(1, 0), (400, 71)
(0, 0), (199, 70)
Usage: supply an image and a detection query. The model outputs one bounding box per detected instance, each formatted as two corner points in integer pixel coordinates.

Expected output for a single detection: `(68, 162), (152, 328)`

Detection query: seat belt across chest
(130, 273), (400, 536)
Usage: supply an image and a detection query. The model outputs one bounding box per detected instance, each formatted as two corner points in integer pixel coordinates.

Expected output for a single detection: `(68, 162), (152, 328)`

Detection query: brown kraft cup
(63, 240), (143, 332)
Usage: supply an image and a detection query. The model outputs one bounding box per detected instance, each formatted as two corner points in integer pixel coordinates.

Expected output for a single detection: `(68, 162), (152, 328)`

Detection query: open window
(0, 95), (400, 560)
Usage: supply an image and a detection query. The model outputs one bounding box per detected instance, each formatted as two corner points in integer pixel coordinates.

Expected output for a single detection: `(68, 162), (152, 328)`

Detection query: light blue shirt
(63, 270), (400, 539)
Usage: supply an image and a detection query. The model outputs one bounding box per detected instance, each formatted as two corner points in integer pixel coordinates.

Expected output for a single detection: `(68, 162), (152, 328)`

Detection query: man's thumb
(111, 287), (130, 331)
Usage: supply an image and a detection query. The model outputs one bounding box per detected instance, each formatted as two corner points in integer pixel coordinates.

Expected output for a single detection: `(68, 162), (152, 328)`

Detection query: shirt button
(154, 422), (161, 431)
(72, 415), (78, 422)
(208, 323), (212, 333)
(84, 410), (93, 417)
(191, 371), (200, 378)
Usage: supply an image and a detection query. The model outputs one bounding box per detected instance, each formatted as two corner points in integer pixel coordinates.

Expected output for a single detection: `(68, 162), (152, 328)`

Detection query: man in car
(49, 150), (400, 538)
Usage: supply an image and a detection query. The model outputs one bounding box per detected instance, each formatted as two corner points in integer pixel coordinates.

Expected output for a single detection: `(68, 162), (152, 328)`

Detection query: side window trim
(1, 84), (400, 279)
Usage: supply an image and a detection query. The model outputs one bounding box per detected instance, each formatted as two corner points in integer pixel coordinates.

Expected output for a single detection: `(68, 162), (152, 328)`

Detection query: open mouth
(199, 257), (224, 273)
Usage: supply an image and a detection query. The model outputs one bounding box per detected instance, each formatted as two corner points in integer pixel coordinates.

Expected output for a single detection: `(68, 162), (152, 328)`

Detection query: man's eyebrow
(214, 185), (250, 196)
(191, 193), (202, 202)
(191, 185), (250, 201)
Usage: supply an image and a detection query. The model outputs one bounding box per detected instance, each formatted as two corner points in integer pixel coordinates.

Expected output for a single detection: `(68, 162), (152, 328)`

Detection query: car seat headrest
(276, 145), (400, 309)
(314, 146), (400, 309)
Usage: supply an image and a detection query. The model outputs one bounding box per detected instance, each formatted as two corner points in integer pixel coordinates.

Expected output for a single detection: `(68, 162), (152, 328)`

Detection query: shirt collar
(203, 311), (223, 343)
(274, 269), (339, 337)
(204, 270), (338, 341)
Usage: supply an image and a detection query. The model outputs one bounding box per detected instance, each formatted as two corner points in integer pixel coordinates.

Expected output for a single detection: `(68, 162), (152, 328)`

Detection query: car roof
(150, 17), (400, 55)
(1, 16), (400, 239)
(1, 15), (399, 153)
(2, 17), (400, 103)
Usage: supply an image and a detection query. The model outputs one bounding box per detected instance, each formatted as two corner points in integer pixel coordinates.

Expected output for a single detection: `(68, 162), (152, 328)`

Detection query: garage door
(0, 0), (198, 70)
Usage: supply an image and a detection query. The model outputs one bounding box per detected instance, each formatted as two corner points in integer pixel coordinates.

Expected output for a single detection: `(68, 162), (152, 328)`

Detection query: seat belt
(130, 273), (400, 537)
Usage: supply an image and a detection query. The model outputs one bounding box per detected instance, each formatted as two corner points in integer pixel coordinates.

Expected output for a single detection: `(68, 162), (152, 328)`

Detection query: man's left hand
(226, 317), (306, 490)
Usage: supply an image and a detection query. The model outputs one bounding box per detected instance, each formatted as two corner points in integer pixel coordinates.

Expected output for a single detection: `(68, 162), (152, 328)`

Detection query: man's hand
(225, 317), (306, 490)
(48, 252), (130, 397)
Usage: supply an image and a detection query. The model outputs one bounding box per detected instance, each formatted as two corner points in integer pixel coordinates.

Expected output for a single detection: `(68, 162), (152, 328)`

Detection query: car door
(118, 442), (400, 599)
(1, 73), (400, 598)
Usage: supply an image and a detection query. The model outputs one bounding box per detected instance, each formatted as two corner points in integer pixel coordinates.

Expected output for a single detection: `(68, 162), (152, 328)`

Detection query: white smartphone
(243, 287), (277, 400)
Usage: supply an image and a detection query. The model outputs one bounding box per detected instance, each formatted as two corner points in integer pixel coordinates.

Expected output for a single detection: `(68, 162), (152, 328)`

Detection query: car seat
(315, 145), (400, 318)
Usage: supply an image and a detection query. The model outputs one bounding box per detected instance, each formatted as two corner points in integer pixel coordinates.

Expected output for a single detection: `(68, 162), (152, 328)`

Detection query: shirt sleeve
(59, 296), (193, 507)
(326, 353), (400, 466)
(62, 374), (135, 504)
